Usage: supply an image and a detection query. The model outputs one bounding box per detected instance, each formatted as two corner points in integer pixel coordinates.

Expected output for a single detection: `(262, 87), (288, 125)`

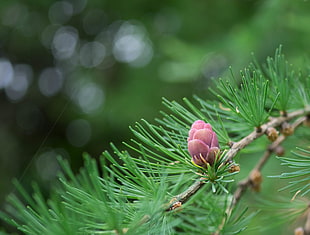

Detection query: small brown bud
(265, 127), (278, 142)
(250, 169), (262, 192)
(170, 201), (182, 211)
(228, 164), (240, 173)
(281, 122), (294, 136)
(275, 145), (285, 156)
(294, 227), (304, 235)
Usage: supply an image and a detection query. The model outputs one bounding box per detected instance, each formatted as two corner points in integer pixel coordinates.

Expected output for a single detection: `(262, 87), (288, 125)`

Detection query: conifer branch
(165, 179), (205, 211)
(166, 106), (310, 213)
(225, 106), (310, 163)
(231, 114), (307, 207)
(213, 115), (308, 235)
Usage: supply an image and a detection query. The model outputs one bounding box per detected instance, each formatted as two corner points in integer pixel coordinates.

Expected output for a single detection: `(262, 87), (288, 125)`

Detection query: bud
(265, 127), (278, 142)
(275, 145), (285, 156)
(250, 169), (262, 192)
(294, 227), (304, 235)
(187, 120), (220, 167)
(169, 201), (182, 211)
(228, 164), (240, 173)
(281, 122), (294, 136)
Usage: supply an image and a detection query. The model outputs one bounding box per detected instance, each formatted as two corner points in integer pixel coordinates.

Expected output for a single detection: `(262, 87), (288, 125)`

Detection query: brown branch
(212, 115), (308, 235)
(231, 115), (307, 207)
(165, 179), (205, 211)
(294, 206), (310, 235)
(305, 208), (310, 235)
(225, 107), (310, 163)
(166, 107), (310, 212)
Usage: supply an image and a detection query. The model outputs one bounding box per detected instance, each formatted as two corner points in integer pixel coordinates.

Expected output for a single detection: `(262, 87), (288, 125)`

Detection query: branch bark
(165, 179), (205, 211)
(225, 107), (310, 163)
(231, 115), (307, 206)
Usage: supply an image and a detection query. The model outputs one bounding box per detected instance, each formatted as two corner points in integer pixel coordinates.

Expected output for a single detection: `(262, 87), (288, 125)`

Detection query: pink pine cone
(187, 120), (220, 167)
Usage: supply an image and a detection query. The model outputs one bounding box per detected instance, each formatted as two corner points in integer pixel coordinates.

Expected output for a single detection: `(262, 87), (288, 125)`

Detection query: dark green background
(0, 0), (309, 233)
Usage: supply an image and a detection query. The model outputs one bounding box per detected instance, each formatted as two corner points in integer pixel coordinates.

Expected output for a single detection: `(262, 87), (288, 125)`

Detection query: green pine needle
(213, 66), (274, 128)
(271, 147), (310, 196)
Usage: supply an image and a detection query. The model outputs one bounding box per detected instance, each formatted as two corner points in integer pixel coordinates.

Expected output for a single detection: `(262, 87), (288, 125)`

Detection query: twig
(213, 115), (308, 235)
(166, 107), (310, 212)
(165, 179), (205, 211)
(294, 206), (310, 235)
(232, 115), (307, 207)
(225, 107), (310, 163)
(305, 208), (310, 235)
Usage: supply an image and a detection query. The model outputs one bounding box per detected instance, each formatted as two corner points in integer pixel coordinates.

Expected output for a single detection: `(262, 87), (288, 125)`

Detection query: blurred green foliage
(0, 0), (309, 233)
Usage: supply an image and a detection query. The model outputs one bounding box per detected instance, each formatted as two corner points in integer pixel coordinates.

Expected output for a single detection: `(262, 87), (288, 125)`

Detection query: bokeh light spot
(75, 82), (104, 113)
(52, 26), (79, 60)
(38, 67), (64, 97)
(66, 119), (91, 147)
(113, 21), (153, 67)
(5, 64), (33, 101)
(0, 59), (14, 89)
(79, 41), (106, 68)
